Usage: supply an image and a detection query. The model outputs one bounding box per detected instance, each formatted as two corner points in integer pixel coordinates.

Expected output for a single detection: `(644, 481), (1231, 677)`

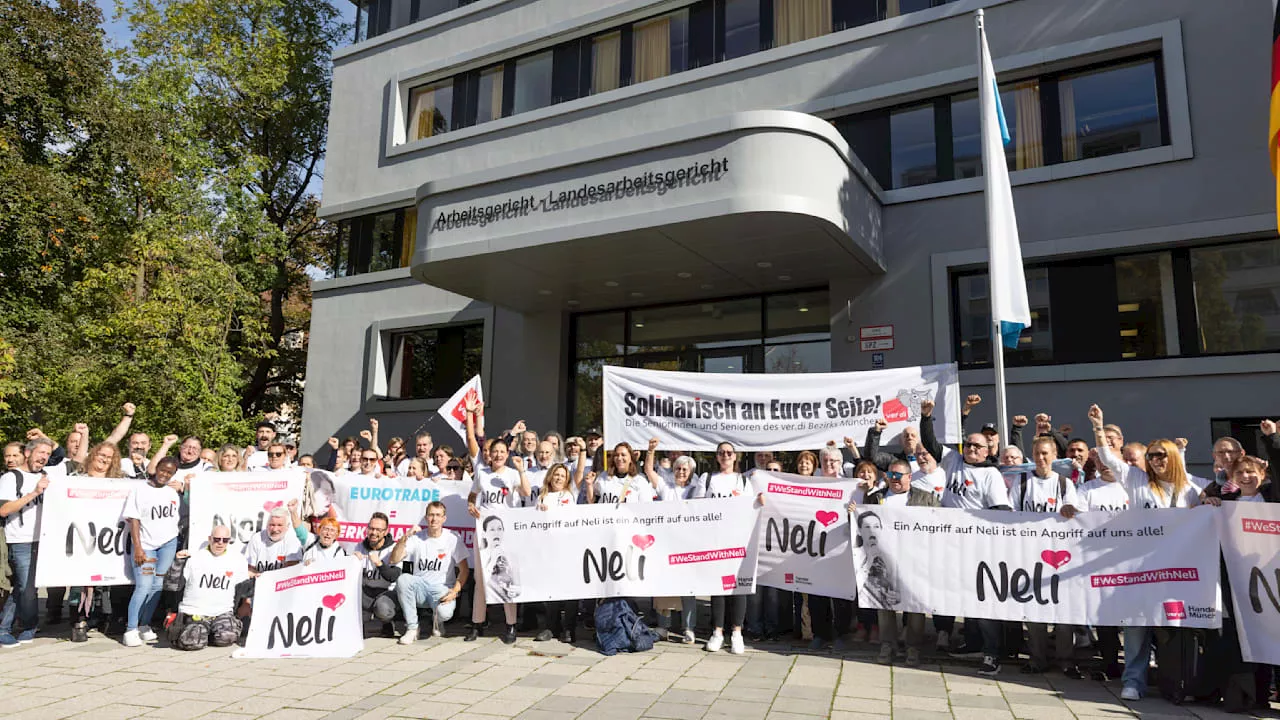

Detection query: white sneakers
(122, 630), (143, 647)
(399, 625), (419, 645)
(139, 627), (158, 642)
(729, 629), (744, 655)
(705, 630), (724, 652)
(935, 631), (950, 651)
(1120, 687), (1141, 701)
(682, 630), (696, 645)
(431, 614), (443, 638)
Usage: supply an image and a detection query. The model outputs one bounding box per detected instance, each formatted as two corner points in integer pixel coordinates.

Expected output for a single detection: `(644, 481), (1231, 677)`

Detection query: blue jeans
(746, 586), (781, 636)
(1122, 627), (1153, 695)
(127, 537), (177, 631)
(396, 575), (456, 625)
(657, 597), (697, 632)
(0, 542), (38, 635)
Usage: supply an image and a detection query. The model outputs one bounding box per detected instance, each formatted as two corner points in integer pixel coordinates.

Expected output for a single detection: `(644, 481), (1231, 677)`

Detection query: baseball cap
(256, 420), (276, 431)
(980, 423), (998, 434)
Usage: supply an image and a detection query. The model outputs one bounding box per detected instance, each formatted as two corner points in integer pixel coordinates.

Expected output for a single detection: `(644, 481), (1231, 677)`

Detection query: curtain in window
(1013, 81), (1043, 170)
(399, 207), (418, 268)
(884, 0), (901, 18)
(1059, 78), (1079, 162)
(478, 66), (503, 123)
(633, 17), (671, 83)
(774, 0), (831, 46)
(409, 86), (444, 141)
(592, 32), (622, 93)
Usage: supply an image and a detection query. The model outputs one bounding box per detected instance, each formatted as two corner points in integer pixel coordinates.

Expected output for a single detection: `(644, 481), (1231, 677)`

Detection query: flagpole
(977, 8), (1010, 448)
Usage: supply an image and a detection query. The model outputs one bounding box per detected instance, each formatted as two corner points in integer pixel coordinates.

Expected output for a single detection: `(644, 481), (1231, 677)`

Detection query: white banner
(755, 472), (859, 600)
(851, 506), (1222, 627)
(1217, 502), (1280, 664)
(437, 375), (485, 442)
(187, 472), (305, 550)
(475, 498), (760, 602)
(242, 557), (364, 658)
(318, 472), (473, 550)
(34, 477), (133, 587)
(603, 364), (960, 451)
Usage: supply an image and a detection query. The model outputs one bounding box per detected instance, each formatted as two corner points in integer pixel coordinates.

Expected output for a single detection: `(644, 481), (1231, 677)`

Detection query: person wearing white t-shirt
(533, 464), (581, 643)
(121, 457), (183, 647)
(1077, 449), (1130, 514)
(520, 441), (558, 508)
(389, 502), (470, 644)
(0, 438), (56, 647)
(578, 442), (657, 505)
(697, 442), (762, 656)
(243, 421), (276, 471)
(643, 441), (700, 644)
(462, 396), (530, 643)
(169, 525), (247, 650)
(243, 508), (304, 575)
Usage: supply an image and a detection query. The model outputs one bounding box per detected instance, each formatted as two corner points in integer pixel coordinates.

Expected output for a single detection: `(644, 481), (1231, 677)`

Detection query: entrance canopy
(412, 111), (885, 312)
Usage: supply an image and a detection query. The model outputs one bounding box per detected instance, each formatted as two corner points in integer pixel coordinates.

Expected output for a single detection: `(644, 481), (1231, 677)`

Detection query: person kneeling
(169, 525), (248, 650)
(388, 501), (469, 645)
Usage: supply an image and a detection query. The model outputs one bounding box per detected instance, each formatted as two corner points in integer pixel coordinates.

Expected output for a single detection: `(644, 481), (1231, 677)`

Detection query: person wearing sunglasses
(695, 442), (762, 655)
(264, 443), (290, 472)
(169, 526), (246, 650)
(355, 449), (385, 479)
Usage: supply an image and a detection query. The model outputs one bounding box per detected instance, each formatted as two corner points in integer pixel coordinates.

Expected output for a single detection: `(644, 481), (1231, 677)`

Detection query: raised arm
(1009, 415), (1027, 453)
(72, 422), (90, 463)
(104, 403), (136, 446)
(388, 525), (415, 565)
(148, 434), (179, 476)
(464, 396), (483, 462)
(513, 456), (531, 498)
(323, 437), (339, 472)
(863, 421), (897, 471)
(644, 438), (663, 489)
(368, 418), (382, 458)
(919, 399), (944, 461)
(959, 394), (981, 433)
(1088, 405), (1129, 481)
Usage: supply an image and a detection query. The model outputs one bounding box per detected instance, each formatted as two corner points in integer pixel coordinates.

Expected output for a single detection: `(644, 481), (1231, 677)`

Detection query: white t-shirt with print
(1007, 471), (1079, 514)
(657, 480), (700, 502)
(1078, 478), (1131, 513)
(122, 483), (182, 549)
(301, 531), (349, 565)
(593, 474), (656, 504)
(910, 468), (946, 502)
(358, 544), (395, 590)
(540, 490), (577, 509)
(938, 451), (1011, 510)
(471, 465), (523, 509)
(1123, 471), (1202, 509)
(402, 528), (468, 586)
(180, 547), (247, 616)
(523, 469), (548, 507)
(243, 530), (303, 573)
(698, 471), (750, 499)
(0, 469), (45, 544)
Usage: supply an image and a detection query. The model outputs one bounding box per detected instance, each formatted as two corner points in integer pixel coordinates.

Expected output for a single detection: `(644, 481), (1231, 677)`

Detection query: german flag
(1272, 0), (1280, 231)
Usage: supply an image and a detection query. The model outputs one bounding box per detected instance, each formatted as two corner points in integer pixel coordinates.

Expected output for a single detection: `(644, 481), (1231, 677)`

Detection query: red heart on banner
(1040, 550), (1071, 569)
(225, 571), (234, 577)
(322, 594), (345, 611)
(882, 398), (909, 423)
(263, 500), (282, 512)
(814, 510), (840, 528)
(632, 534), (655, 550)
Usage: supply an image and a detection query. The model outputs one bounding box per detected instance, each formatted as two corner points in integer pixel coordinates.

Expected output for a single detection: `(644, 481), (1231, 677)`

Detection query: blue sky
(94, 0), (357, 49)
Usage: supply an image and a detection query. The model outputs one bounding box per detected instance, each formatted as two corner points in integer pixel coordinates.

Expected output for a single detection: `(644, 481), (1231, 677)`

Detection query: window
(334, 208), (415, 277)
(774, 0), (832, 47)
(1191, 238), (1280, 354)
(385, 324), (484, 400)
(590, 32), (622, 94)
(513, 52), (553, 114)
(567, 290), (830, 433)
(476, 65), (504, 123)
(1114, 253), (1171, 360)
(889, 104), (937, 188)
(723, 0), (761, 60)
(833, 55), (1167, 190)
(632, 10), (689, 83)
(954, 268), (1052, 368)
(406, 80), (453, 141)
(1059, 58), (1163, 162)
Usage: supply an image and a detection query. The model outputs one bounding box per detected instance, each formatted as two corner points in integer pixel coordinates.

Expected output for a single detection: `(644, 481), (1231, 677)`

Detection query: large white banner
(852, 506), (1222, 627)
(242, 557), (364, 658)
(475, 498), (760, 602)
(1217, 502), (1280, 664)
(187, 472), (305, 550)
(34, 477), (133, 587)
(756, 472), (859, 600)
(318, 472), (473, 550)
(437, 375), (485, 442)
(603, 364), (960, 451)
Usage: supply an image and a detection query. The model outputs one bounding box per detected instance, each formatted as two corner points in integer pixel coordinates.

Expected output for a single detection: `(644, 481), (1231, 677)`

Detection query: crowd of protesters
(0, 395), (1276, 712)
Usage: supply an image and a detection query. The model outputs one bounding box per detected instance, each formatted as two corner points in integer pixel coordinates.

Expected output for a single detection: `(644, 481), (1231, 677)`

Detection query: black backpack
(1018, 472), (1067, 512)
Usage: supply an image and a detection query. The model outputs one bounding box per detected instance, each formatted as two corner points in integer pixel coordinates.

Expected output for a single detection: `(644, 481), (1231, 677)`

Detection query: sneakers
(138, 627), (157, 642)
(877, 643), (895, 665)
(71, 622), (89, 643)
(681, 630), (696, 645)
(16, 629), (35, 644)
(1062, 664), (1085, 680)
(559, 630), (574, 644)
(122, 630), (143, 647)
(705, 629), (724, 652)
(399, 625), (419, 645)
(0, 633), (18, 649)
(728, 629), (744, 655)
(431, 613), (443, 638)
(978, 655), (1001, 676)
(1120, 686), (1141, 701)
(949, 643), (984, 658)
(832, 637), (849, 653)
(935, 631), (950, 652)
(905, 647), (921, 666)
(501, 624), (517, 645)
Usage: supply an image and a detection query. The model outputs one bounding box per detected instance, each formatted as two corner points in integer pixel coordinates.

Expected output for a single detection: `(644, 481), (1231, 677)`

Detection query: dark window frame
(383, 321), (485, 400)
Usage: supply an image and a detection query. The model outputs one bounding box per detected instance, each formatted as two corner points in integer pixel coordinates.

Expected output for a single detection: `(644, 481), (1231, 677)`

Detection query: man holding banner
(169, 525), (246, 651)
(388, 501), (470, 645)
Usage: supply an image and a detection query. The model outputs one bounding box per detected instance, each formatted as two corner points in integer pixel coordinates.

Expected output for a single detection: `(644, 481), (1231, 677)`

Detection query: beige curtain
(592, 32), (621, 93)
(633, 17), (670, 83)
(478, 66), (503, 123)
(1060, 78), (1079, 162)
(399, 207), (417, 268)
(1013, 81), (1043, 170)
(884, 0), (901, 18)
(774, 0), (832, 47)
(409, 86), (439, 141)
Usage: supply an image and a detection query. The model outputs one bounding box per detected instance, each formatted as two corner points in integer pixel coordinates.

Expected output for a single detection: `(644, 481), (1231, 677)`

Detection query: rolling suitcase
(1153, 628), (1218, 704)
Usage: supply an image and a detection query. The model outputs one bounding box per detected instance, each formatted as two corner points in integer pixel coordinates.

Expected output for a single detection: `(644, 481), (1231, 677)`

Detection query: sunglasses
(362, 456), (379, 462)
(964, 442), (987, 450)
(210, 537), (231, 544)
(886, 470), (905, 480)
(1146, 451), (1167, 460)
(268, 451), (284, 457)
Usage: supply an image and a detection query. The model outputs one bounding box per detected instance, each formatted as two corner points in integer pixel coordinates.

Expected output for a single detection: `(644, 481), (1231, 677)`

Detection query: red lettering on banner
(274, 569), (346, 592)
(67, 488), (131, 500)
(1242, 518), (1280, 535)
(669, 547), (747, 565)
(1090, 568), (1200, 588)
(765, 483), (844, 500)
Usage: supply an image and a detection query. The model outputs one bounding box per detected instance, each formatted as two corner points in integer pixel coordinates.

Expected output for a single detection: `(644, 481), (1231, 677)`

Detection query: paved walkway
(0, 631), (1274, 720)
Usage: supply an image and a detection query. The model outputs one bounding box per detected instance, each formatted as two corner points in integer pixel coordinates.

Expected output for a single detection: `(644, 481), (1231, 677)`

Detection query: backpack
(1019, 472), (1067, 512)
(593, 598), (658, 656)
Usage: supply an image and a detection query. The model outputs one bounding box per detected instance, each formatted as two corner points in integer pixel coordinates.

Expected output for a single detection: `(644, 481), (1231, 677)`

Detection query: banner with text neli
(755, 472), (860, 600)
(318, 471), (473, 550)
(1216, 502), (1280, 664)
(603, 364), (960, 452)
(437, 374), (484, 442)
(851, 506), (1221, 627)
(241, 557), (364, 658)
(34, 477), (132, 587)
(475, 498), (760, 603)
(187, 471), (305, 550)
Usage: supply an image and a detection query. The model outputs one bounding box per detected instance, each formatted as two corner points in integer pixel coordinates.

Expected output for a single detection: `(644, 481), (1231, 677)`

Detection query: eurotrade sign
(431, 156), (728, 231)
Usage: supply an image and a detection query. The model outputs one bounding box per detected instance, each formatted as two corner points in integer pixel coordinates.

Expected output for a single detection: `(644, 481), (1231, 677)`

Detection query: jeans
(1122, 627), (1153, 695)
(396, 575), (456, 626)
(127, 537), (177, 631)
(746, 586), (782, 636)
(657, 597), (697, 633)
(711, 595), (747, 630)
(0, 542), (38, 635)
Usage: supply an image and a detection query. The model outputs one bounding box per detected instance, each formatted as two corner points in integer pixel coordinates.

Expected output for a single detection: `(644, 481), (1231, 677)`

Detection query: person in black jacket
(352, 513), (406, 637)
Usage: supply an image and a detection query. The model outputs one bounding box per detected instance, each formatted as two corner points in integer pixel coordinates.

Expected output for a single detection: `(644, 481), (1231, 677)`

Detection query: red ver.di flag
(241, 557), (364, 658)
(475, 498), (760, 602)
(1216, 502), (1280, 665)
(438, 374), (485, 442)
(755, 472), (860, 600)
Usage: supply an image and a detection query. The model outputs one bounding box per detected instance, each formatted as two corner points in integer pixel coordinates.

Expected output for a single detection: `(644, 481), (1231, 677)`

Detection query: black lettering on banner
(582, 547), (646, 584)
(65, 521), (128, 557)
(1249, 566), (1280, 614)
(976, 561), (1060, 605)
(764, 518), (827, 558)
(267, 608), (336, 649)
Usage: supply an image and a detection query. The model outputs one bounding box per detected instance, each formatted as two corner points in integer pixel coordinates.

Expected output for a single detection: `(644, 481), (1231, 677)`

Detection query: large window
(837, 55), (1167, 190)
(722, 0), (761, 60)
(774, 0), (832, 47)
(951, 238), (1280, 369)
(569, 290), (830, 433)
(406, 80), (453, 141)
(355, 0), (475, 42)
(512, 52), (554, 115)
(333, 208), (415, 277)
(633, 10), (690, 83)
(384, 323), (484, 400)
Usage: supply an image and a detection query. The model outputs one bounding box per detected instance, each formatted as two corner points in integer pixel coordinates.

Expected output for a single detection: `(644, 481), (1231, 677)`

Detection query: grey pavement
(0, 630), (1274, 720)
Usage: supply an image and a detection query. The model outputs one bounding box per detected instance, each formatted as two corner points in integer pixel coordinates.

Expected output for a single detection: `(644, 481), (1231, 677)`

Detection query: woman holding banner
(68, 443), (132, 641)
(121, 457), (183, 647)
(645, 439), (699, 644)
(697, 442), (763, 655)
(534, 463), (579, 643)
